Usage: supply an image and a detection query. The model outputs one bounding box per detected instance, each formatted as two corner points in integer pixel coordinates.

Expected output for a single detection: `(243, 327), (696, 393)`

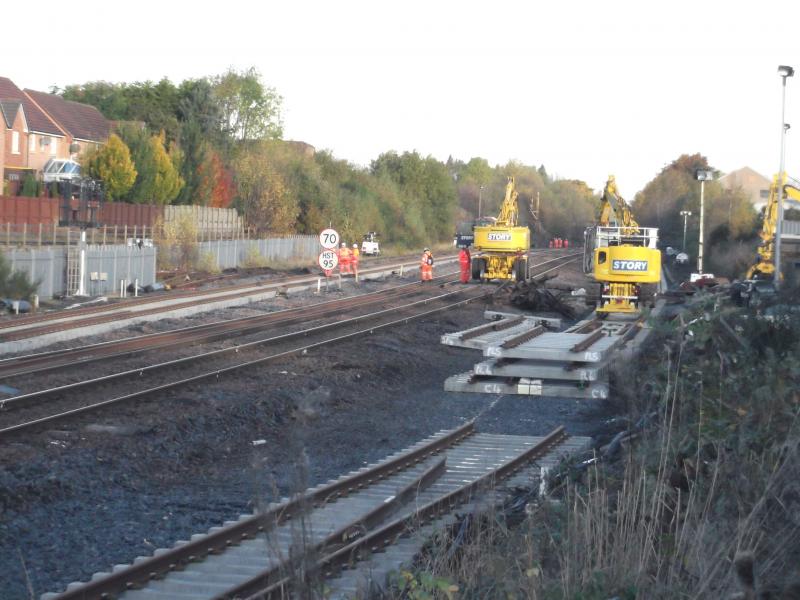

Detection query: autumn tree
(197, 149), (235, 208)
(81, 134), (137, 200)
(235, 143), (297, 234)
(634, 153), (758, 250)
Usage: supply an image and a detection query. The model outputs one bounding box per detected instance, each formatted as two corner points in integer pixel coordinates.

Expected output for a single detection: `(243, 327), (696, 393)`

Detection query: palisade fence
(3, 245), (156, 300)
(2, 234), (319, 300)
(191, 235), (319, 270)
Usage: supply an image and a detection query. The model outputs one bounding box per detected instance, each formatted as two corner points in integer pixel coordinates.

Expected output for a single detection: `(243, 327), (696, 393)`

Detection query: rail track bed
(0, 252), (465, 351)
(0, 280), (489, 439)
(44, 421), (590, 600)
(0, 249), (597, 598)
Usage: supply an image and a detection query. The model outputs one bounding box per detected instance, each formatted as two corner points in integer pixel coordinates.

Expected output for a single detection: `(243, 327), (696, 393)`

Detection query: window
(51, 137), (57, 156)
(11, 131), (20, 154)
(29, 134), (36, 153)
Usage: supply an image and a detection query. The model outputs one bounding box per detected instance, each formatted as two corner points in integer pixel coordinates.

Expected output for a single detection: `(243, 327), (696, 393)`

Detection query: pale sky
(6, 0), (799, 196)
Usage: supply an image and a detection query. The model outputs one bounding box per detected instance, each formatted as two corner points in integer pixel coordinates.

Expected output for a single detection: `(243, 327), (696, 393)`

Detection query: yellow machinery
(471, 177), (531, 281)
(732, 173), (800, 305)
(746, 173), (800, 279)
(584, 175), (661, 314)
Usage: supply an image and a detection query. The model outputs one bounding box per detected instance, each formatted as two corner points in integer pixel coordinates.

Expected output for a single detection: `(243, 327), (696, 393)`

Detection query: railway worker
(564, 238), (569, 249)
(351, 243), (360, 277)
(458, 247), (471, 283)
(338, 242), (352, 275)
(549, 239), (553, 249)
(420, 248), (434, 282)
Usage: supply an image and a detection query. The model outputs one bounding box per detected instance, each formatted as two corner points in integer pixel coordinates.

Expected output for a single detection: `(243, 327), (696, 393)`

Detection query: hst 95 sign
(487, 232), (512, 241)
(612, 259), (648, 272)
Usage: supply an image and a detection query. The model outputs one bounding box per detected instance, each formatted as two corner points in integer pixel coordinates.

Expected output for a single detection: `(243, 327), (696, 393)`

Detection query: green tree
(212, 67), (283, 141)
(235, 142), (297, 233)
(82, 134), (137, 200)
(149, 132), (184, 204)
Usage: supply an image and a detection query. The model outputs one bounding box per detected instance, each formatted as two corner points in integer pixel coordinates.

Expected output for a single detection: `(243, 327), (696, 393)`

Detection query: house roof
(0, 99), (22, 128)
(24, 88), (109, 142)
(0, 76), (63, 136)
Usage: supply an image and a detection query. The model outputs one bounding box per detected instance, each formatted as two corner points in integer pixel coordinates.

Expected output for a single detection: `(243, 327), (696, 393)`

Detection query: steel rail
(215, 458), (448, 600)
(0, 264), (462, 343)
(0, 252), (456, 331)
(0, 285), (471, 411)
(1, 252), (580, 435)
(0, 277), (452, 379)
(1, 248), (565, 336)
(239, 426), (569, 600)
(0, 290), (489, 438)
(49, 423), (475, 600)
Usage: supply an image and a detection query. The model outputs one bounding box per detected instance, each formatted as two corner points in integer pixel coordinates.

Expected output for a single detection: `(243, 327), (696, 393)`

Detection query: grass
(385, 293), (800, 599)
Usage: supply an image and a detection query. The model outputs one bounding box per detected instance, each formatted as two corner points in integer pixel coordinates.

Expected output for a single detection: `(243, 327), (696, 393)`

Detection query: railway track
(44, 421), (589, 600)
(0, 251), (577, 379)
(0, 251), (462, 343)
(0, 253), (579, 439)
(0, 279), (450, 379)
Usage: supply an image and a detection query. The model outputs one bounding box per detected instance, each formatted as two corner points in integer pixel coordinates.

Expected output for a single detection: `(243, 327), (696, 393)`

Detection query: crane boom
(495, 177), (520, 227)
(599, 175), (639, 230)
(746, 173), (800, 279)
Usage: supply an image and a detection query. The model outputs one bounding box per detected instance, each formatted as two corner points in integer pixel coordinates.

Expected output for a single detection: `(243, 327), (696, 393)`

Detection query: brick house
(24, 88), (109, 161)
(0, 76), (67, 189)
(1, 77), (109, 192)
(0, 99), (29, 187)
(718, 166), (772, 212)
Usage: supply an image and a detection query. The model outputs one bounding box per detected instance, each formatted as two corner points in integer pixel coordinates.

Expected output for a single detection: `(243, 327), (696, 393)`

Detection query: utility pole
(478, 185), (484, 219)
(695, 170), (713, 274)
(775, 64), (794, 289)
(680, 210), (692, 251)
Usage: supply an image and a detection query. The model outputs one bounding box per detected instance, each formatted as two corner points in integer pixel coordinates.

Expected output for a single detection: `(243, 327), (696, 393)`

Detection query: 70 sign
(319, 228), (340, 250)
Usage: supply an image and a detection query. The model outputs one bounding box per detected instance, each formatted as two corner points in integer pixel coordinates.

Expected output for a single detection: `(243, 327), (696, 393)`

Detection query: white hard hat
(353, 243), (358, 248)
(340, 242), (346, 247)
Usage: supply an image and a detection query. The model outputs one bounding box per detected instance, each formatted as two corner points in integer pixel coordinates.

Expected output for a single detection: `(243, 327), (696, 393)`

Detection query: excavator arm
(495, 177), (519, 227)
(599, 175), (639, 230)
(746, 173), (800, 279)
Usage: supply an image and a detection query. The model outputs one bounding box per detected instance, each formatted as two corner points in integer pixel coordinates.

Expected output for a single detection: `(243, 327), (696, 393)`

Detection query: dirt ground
(0, 259), (616, 599)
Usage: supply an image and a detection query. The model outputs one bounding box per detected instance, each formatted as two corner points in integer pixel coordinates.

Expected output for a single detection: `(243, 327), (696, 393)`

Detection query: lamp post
(695, 170), (713, 274)
(680, 210), (692, 250)
(478, 185), (484, 219)
(775, 64), (794, 289)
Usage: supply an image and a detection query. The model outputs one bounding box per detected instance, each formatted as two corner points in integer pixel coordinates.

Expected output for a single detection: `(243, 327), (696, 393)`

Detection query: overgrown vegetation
(393, 296), (800, 599)
(0, 252), (38, 300)
(153, 214), (198, 271)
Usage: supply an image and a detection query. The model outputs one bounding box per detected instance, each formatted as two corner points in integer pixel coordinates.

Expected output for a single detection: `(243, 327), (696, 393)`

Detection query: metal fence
(191, 236), (320, 270)
(2, 245), (156, 300)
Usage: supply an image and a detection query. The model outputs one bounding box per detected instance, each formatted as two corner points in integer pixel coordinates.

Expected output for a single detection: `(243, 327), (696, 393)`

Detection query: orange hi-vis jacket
(420, 251), (433, 281)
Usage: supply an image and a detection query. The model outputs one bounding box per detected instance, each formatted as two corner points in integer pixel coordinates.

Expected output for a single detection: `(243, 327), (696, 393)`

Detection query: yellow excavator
(733, 172), (800, 305)
(584, 175), (661, 314)
(471, 176), (531, 281)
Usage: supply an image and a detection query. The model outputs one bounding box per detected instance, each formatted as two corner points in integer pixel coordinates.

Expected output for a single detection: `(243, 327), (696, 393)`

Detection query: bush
(154, 214), (199, 271)
(0, 252), (39, 299)
(19, 174), (40, 197)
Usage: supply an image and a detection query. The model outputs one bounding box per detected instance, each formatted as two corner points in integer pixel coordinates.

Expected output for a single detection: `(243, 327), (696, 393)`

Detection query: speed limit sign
(318, 249), (339, 271)
(319, 228), (339, 250)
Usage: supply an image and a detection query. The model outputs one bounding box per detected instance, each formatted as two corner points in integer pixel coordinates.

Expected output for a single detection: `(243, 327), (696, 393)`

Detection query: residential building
(24, 88), (109, 161)
(1, 76), (109, 192)
(718, 166), (772, 212)
(0, 76), (67, 189)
